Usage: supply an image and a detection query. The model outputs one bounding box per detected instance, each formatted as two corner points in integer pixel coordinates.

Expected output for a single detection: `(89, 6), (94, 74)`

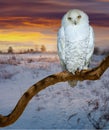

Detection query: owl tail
(68, 80), (78, 87)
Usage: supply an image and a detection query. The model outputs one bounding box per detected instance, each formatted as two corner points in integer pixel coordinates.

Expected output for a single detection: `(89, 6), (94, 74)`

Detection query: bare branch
(0, 55), (109, 127)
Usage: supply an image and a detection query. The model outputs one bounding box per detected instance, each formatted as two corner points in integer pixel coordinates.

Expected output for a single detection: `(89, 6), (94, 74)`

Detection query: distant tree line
(0, 45), (47, 54)
(94, 46), (109, 55)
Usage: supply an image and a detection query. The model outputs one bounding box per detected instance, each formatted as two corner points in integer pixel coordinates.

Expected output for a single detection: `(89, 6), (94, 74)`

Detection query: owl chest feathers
(64, 25), (89, 41)
(63, 25), (90, 72)
(64, 25), (90, 52)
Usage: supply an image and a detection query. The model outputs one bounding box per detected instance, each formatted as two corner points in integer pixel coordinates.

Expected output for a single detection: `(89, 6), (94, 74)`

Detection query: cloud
(0, 0), (108, 29)
(0, 12), (108, 31)
(0, 17), (61, 33)
(97, 0), (109, 2)
(89, 13), (109, 26)
(0, 0), (108, 17)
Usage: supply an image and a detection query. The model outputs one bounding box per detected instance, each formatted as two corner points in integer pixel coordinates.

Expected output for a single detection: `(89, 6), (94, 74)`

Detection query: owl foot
(75, 69), (80, 75)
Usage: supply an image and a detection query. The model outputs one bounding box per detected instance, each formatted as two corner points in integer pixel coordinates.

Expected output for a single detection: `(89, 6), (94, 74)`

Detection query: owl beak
(74, 20), (77, 25)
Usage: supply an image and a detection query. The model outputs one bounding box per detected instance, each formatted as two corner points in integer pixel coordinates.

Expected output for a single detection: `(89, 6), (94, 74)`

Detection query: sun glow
(0, 31), (44, 42)
(0, 28), (57, 52)
(0, 16), (59, 52)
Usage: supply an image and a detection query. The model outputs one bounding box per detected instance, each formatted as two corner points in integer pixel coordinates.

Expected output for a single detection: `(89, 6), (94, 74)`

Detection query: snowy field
(0, 53), (109, 129)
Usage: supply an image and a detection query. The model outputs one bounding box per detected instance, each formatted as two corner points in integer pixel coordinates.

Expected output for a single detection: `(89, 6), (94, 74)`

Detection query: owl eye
(68, 17), (72, 20)
(78, 15), (81, 19)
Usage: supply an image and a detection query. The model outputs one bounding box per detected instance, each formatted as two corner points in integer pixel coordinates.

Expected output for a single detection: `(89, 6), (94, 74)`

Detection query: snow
(0, 53), (109, 129)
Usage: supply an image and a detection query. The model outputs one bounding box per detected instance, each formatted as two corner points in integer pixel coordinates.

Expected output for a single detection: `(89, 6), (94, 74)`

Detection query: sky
(0, 0), (109, 52)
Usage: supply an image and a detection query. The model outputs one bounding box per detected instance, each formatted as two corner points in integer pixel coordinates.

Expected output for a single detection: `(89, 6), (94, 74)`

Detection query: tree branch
(0, 55), (109, 127)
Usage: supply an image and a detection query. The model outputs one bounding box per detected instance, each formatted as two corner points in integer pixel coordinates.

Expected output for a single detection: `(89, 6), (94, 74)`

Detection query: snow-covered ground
(0, 53), (109, 129)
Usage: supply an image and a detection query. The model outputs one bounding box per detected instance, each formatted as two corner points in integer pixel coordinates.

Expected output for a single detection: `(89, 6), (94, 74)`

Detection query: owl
(57, 9), (94, 87)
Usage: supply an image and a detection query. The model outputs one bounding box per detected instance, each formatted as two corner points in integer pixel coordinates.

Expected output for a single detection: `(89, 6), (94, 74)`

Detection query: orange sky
(0, 17), (59, 51)
(0, 0), (109, 52)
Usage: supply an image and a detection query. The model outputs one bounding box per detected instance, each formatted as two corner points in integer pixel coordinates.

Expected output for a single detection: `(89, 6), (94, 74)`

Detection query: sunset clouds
(0, 0), (109, 28)
(0, 0), (109, 51)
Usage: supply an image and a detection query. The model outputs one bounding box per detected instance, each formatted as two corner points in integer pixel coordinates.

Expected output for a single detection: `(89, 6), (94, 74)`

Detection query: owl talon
(75, 70), (80, 75)
(81, 69), (88, 74)
(72, 71), (76, 75)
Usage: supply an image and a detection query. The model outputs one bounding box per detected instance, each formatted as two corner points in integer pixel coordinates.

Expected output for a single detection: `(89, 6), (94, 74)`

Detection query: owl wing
(57, 26), (66, 70)
(85, 26), (94, 67)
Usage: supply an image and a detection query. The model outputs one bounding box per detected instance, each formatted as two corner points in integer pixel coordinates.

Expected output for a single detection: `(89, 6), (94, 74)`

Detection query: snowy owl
(57, 9), (94, 87)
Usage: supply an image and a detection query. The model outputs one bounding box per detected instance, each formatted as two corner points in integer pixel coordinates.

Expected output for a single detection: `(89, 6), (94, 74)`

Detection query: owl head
(62, 9), (89, 27)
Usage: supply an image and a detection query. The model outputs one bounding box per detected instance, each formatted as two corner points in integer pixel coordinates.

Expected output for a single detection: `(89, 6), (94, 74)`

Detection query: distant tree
(8, 46), (14, 53)
(94, 47), (100, 55)
(41, 45), (46, 52)
(0, 50), (3, 54)
(30, 49), (34, 53)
